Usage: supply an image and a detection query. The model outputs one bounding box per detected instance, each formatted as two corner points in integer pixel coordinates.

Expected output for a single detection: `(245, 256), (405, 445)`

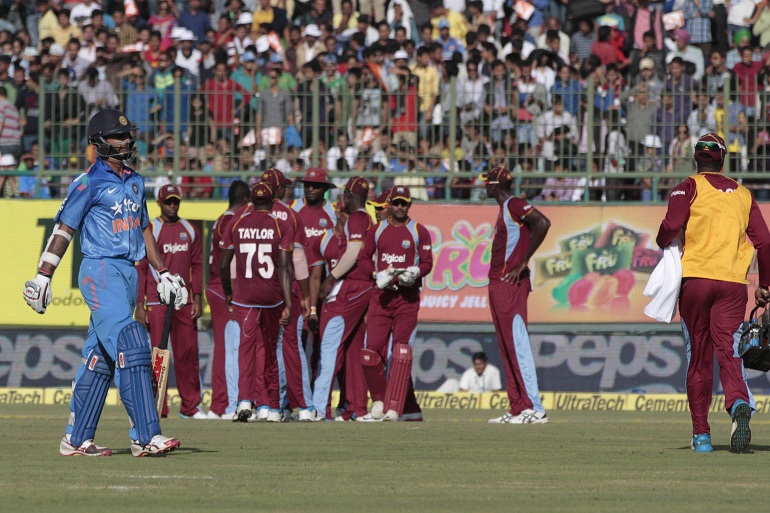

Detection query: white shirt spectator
(176, 49), (202, 78)
(459, 364), (502, 392)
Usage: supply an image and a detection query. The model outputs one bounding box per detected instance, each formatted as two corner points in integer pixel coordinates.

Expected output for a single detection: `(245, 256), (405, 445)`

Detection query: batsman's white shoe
(205, 410), (221, 420)
(254, 406), (269, 422)
(399, 412), (424, 422)
(489, 409), (548, 424)
(266, 409), (282, 422)
(382, 410), (400, 422)
(220, 412), (237, 420)
(298, 408), (316, 422)
(357, 413), (384, 422)
(235, 401), (254, 422)
(131, 435), (181, 457)
(59, 437), (112, 457)
(370, 400), (384, 420)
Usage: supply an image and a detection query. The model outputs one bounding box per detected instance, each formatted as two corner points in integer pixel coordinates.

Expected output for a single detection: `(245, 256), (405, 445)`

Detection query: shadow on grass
(675, 444), (770, 453)
(110, 446), (217, 456)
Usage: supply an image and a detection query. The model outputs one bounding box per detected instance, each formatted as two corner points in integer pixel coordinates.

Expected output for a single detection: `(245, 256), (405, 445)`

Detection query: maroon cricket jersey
(220, 210), (293, 307)
(238, 201), (307, 249)
(293, 200), (336, 261)
(657, 173), (770, 286)
(489, 197), (534, 284)
(315, 209), (372, 276)
(138, 217), (203, 305)
(354, 217), (433, 291)
(208, 209), (238, 287)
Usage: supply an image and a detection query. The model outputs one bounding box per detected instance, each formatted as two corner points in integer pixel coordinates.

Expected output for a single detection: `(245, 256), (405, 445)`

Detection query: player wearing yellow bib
(656, 133), (770, 453)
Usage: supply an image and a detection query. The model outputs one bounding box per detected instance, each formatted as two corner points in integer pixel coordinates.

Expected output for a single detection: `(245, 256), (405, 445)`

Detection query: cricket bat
(152, 293), (175, 418)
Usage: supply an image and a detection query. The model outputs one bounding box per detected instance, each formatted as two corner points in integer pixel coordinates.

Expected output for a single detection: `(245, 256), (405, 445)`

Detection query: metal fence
(1, 65), (769, 203)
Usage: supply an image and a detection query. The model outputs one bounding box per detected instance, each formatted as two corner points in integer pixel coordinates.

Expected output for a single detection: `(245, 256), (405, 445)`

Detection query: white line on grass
(127, 475), (214, 480)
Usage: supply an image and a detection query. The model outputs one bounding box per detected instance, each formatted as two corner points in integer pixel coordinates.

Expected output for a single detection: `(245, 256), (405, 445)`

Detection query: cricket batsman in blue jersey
(22, 109), (188, 457)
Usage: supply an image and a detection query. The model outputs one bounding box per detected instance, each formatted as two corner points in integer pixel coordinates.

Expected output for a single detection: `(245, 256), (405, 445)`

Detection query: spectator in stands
(629, 31), (665, 81)
(665, 29), (704, 83)
(705, 50), (734, 96)
(713, 86), (748, 173)
(592, 25), (628, 69)
(177, 0), (211, 44)
(295, 23), (324, 69)
(297, 60), (334, 148)
(638, 134), (665, 202)
(148, 1), (177, 44)
(255, 64), (294, 154)
(734, 46), (763, 119)
(618, 83), (656, 173)
(665, 57), (695, 123)
(667, 124), (696, 178)
(387, 0), (418, 43)
(484, 59), (514, 145)
(689, 90), (717, 138)
(201, 61), (248, 150)
(537, 95), (578, 163)
(0, 153), (19, 197)
(334, 0), (359, 34)
(570, 18), (595, 65)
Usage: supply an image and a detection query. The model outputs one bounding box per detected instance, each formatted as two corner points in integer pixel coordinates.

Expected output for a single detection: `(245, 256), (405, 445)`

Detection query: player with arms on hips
(310, 177), (374, 421)
(657, 133), (770, 452)
(23, 108), (186, 456)
(206, 180), (251, 420)
(219, 182), (294, 423)
(355, 186), (433, 422)
(483, 166), (551, 425)
(135, 184), (204, 419)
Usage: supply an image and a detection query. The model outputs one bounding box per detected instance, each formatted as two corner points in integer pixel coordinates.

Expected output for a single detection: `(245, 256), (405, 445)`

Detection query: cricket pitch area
(1, 405), (767, 513)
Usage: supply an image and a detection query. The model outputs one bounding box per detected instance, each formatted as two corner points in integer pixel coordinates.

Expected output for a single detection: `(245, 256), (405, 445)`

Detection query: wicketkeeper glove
(23, 274), (52, 314)
(375, 266), (403, 290)
(157, 270), (188, 310)
(397, 266), (420, 287)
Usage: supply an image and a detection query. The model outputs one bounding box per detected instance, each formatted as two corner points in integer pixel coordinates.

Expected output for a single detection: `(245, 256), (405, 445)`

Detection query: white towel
(643, 239), (682, 323)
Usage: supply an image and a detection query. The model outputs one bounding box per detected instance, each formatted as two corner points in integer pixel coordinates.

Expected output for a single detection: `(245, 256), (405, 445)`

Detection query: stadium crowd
(1, 0), (770, 201)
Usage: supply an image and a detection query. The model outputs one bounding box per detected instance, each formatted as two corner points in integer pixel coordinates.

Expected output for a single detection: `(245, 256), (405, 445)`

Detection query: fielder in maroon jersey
(135, 184), (204, 419)
(205, 180), (250, 419)
(219, 182), (293, 423)
(292, 168), (339, 401)
(309, 177), (374, 420)
(355, 186), (433, 422)
(258, 169), (315, 421)
(483, 166), (551, 425)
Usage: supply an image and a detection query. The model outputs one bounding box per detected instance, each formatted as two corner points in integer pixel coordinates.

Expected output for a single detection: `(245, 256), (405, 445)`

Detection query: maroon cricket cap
(371, 189), (390, 207)
(251, 182), (274, 202)
(482, 166), (513, 184)
(343, 176), (370, 197)
(158, 184), (182, 202)
(260, 168), (292, 188)
(694, 133), (726, 164)
(390, 185), (411, 202)
(302, 167), (336, 187)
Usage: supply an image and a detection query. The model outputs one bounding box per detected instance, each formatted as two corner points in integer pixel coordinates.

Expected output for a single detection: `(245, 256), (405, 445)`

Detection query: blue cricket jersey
(55, 158), (150, 262)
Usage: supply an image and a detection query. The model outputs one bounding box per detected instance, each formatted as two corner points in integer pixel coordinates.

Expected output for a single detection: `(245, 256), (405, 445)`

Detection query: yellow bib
(681, 173), (754, 284)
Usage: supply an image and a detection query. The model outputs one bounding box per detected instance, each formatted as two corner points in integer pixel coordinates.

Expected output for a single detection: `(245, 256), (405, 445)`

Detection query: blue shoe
(730, 400), (752, 452)
(691, 434), (713, 453)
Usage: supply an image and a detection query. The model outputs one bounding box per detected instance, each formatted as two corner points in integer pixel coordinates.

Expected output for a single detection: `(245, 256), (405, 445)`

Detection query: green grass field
(1, 405), (767, 513)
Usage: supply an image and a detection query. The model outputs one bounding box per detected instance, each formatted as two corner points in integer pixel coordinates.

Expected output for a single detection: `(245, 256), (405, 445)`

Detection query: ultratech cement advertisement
(4, 201), (766, 327)
(5, 328), (770, 395)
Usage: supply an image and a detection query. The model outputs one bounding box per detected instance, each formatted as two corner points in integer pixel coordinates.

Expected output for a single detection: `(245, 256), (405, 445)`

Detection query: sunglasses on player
(695, 141), (725, 151)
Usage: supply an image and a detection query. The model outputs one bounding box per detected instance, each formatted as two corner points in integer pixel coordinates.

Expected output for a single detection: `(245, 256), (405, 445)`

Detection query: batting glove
(23, 274), (52, 314)
(158, 271), (188, 310)
(397, 266), (420, 287)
